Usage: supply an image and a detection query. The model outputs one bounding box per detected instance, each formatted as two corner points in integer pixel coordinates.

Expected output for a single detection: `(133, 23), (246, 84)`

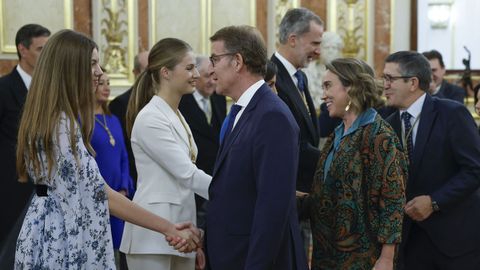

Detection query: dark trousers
(403, 224), (480, 270)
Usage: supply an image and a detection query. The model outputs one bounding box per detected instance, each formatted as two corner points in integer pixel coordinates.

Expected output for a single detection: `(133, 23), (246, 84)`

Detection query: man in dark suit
(0, 23), (50, 266)
(423, 49), (466, 103)
(271, 8), (323, 193)
(179, 55), (226, 228)
(109, 50), (149, 185)
(383, 51), (480, 270)
(205, 25), (307, 270)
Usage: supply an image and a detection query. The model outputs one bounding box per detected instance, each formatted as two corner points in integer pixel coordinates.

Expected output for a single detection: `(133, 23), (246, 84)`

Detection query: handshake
(165, 222), (206, 269)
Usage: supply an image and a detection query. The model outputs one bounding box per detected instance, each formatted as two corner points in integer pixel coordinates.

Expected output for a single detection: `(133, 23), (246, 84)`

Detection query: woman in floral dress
(14, 29), (198, 269)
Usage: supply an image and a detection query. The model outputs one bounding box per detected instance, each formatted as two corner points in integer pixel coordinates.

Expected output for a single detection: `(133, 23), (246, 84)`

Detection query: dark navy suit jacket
(386, 94), (480, 257)
(271, 54), (319, 192)
(433, 80), (466, 104)
(0, 67), (34, 267)
(206, 84), (308, 270)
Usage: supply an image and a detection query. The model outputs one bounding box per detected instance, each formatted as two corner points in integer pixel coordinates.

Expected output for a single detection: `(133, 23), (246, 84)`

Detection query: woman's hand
(165, 222), (201, 253)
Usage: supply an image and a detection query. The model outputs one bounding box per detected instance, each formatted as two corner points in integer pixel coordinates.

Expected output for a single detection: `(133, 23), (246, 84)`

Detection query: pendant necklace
(95, 114), (116, 147)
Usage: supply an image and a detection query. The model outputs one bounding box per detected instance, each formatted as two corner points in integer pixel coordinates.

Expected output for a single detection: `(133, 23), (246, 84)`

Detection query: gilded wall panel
(150, 0), (204, 54)
(210, 0), (256, 34)
(327, 0), (371, 62)
(92, 0), (136, 89)
(0, 0), (73, 57)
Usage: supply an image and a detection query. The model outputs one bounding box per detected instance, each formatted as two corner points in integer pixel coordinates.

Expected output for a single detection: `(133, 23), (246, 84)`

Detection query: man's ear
(288, 34), (297, 47)
(233, 53), (244, 72)
(17, 43), (28, 58)
(409, 77), (420, 92)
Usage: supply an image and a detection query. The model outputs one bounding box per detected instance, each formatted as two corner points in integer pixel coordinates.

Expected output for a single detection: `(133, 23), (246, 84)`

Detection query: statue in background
(304, 31), (344, 110)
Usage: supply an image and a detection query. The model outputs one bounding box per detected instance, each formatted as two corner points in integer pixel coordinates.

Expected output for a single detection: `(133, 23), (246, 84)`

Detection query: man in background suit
(109, 50), (149, 185)
(422, 49), (466, 103)
(206, 25), (307, 270)
(0, 23), (50, 267)
(271, 8), (323, 193)
(179, 55), (226, 228)
(384, 51), (480, 270)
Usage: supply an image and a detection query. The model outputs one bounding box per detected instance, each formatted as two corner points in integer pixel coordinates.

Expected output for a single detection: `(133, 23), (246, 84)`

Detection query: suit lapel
(411, 95), (437, 177)
(153, 96), (191, 147)
(212, 85), (267, 177)
(271, 55), (317, 142)
(10, 68), (28, 106)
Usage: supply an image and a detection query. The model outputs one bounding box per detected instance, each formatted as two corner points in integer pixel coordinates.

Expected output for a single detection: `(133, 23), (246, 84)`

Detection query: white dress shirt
(400, 93), (426, 147)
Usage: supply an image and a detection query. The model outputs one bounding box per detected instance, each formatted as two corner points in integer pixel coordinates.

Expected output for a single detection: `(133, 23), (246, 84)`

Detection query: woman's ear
(160, 67), (169, 80)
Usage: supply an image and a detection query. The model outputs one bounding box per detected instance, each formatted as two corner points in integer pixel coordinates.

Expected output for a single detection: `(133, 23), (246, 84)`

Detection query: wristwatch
(431, 200), (440, 212)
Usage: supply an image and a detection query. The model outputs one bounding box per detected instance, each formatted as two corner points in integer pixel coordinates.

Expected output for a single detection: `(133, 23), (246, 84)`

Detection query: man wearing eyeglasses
(271, 7), (323, 194)
(205, 25), (308, 270)
(384, 51), (480, 270)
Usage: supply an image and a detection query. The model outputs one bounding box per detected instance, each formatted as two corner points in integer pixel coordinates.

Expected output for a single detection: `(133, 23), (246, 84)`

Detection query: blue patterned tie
(294, 70), (305, 92)
(219, 104), (242, 144)
(401, 112), (414, 162)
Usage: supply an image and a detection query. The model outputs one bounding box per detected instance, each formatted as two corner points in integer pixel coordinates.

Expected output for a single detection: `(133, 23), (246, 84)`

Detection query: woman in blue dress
(92, 70), (135, 269)
(14, 29), (199, 269)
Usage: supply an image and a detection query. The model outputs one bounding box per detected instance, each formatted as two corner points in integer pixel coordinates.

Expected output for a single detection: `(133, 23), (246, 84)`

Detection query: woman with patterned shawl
(298, 58), (408, 270)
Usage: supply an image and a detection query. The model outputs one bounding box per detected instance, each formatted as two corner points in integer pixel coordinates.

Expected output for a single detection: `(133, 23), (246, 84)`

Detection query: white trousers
(126, 254), (195, 270)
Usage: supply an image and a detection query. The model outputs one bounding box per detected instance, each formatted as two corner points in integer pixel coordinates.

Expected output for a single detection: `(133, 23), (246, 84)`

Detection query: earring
(345, 100), (351, 112)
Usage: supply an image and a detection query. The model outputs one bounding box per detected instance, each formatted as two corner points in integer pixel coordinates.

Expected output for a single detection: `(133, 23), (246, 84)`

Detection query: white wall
(418, 0), (479, 69)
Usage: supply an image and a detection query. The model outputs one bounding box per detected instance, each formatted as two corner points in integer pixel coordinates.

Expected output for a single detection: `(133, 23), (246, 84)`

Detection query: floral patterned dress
(15, 116), (116, 269)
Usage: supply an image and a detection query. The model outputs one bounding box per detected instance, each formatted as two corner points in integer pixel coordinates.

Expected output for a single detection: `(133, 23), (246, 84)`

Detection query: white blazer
(120, 95), (211, 257)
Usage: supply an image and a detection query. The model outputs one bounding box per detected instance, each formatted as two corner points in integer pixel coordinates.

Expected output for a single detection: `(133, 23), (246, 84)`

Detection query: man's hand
(165, 222), (201, 253)
(404, 195), (434, 221)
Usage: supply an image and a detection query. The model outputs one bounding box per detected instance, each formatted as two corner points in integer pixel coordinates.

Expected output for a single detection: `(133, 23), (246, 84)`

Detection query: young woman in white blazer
(120, 38), (211, 270)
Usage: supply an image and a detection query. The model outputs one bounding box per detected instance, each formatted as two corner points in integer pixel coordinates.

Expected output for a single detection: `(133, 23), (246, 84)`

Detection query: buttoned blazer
(0, 67), (33, 243)
(386, 94), (480, 257)
(120, 95), (211, 257)
(206, 84), (308, 270)
(271, 54), (320, 192)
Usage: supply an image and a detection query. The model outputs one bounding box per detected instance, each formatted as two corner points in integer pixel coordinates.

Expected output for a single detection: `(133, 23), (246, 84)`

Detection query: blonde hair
(326, 58), (384, 114)
(126, 38), (192, 137)
(16, 30), (98, 182)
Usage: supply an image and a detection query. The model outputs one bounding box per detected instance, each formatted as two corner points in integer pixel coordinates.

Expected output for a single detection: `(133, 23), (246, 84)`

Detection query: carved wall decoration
(93, 0), (136, 89)
(328, 0), (369, 61)
(265, 0), (299, 54)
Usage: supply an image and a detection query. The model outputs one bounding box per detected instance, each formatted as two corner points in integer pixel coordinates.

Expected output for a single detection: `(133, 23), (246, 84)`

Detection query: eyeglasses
(209, 52), (236, 67)
(382, 74), (414, 84)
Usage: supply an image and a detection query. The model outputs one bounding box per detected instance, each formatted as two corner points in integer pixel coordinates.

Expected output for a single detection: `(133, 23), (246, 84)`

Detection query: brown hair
(210, 25), (267, 76)
(16, 30), (98, 182)
(326, 58), (384, 114)
(126, 38), (192, 137)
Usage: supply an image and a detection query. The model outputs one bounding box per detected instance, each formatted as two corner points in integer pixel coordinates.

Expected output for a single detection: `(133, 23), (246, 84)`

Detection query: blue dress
(91, 113), (134, 249)
(15, 115), (116, 269)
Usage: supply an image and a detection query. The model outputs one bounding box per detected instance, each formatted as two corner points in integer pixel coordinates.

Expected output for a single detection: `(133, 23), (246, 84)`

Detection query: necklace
(176, 110), (196, 163)
(95, 114), (116, 147)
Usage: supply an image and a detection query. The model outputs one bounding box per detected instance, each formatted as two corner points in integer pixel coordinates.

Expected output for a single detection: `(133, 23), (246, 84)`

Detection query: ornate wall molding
(0, 0), (73, 58)
(328, 0), (370, 61)
(92, 0), (137, 88)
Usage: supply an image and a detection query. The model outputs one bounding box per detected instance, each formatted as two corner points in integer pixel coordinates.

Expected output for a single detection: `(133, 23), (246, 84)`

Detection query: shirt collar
(275, 51), (298, 78)
(192, 90), (207, 102)
(235, 80), (265, 108)
(334, 108), (378, 139)
(400, 92), (426, 119)
(16, 65), (31, 90)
